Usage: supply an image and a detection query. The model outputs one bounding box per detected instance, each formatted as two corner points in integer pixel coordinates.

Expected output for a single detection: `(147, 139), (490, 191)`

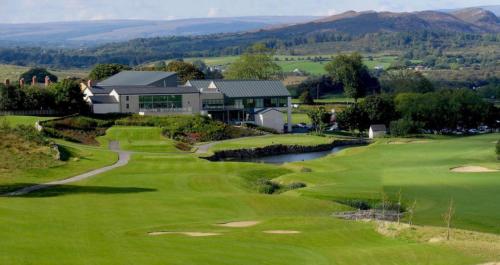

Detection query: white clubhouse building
(82, 71), (292, 132)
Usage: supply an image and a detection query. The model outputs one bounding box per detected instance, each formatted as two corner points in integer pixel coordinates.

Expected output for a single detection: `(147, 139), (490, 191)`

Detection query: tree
(0, 83), (24, 110)
(225, 43), (282, 80)
(360, 94), (397, 126)
(336, 105), (369, 134)
(20, 68), (58, 83)
(307, 107), (330, 134)
(166, 61), (205, 84)
(380, 69), (434, 94)
(299, 90), (314, 105)
(192, 59), (223, 79)
(325, 53), (374, 102)
(50, 79), (87, 113)
(23, 86), (54, 110)
(88, 64), (131, 81)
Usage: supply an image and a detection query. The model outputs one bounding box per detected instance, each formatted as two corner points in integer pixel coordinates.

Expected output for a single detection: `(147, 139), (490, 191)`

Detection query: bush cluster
(116, 115), (262, 143)
(496, 140), (500, 160)
(256, 179), (307, 194)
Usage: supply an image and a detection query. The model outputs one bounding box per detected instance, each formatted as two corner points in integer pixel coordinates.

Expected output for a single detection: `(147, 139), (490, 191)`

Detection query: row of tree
(335, 89), (498, 134)
(0, 80), (87, 113)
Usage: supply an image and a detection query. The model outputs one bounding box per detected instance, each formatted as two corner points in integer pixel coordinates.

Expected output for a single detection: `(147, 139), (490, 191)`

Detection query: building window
(202, 99), (224, 110)
(139, 95), (182, 109)
(126, 104), (129, 109)
(126, 96), (129, 101)
(255, 98), (264, 108)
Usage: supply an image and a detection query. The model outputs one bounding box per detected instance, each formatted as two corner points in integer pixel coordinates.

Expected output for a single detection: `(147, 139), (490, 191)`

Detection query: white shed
(369, 124), (387, 139)
(87, 95), (120, 114)
(255, 109), (285, 133)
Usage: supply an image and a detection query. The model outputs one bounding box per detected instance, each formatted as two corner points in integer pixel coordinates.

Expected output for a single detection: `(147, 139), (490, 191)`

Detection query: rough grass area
(210, 134), (333, 152)
(42, 116), (116, 145)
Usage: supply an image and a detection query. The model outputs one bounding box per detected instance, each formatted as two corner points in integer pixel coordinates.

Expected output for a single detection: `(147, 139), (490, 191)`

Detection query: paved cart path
(6, 141), (130, 196)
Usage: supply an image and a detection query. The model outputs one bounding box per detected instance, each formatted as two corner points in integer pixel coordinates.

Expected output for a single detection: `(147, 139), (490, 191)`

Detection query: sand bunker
(478, 263), (500, 265)
(428, 237), (444, 243)
(263, 230), (301, 234)
(217, 221), (260, 227)
(451, 166), (498, 173)
(148, 231), (220, 237)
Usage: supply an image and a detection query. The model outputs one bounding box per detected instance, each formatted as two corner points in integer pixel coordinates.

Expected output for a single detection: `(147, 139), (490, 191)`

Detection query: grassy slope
(98, 126), (181, 152)
(210, 134), (333, 151)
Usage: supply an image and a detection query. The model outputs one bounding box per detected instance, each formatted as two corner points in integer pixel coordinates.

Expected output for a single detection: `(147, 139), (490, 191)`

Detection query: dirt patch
(429, 237), (444, 243)
(451, 166), (498, 173)
(263, 230), (301, 234)
(148, 231), (220, 237)
(477, 263), (500, 265)
(216, 221), (260, 227)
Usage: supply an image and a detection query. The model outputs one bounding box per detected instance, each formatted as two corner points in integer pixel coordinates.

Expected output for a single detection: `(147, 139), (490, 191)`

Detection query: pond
(226, 145), (359, 164)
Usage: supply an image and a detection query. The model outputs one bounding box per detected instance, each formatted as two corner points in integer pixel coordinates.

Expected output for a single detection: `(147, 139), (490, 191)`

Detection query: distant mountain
(269, 9), (499, 36)
(0, 16), (317, 46)
(440, 5), (500, 16)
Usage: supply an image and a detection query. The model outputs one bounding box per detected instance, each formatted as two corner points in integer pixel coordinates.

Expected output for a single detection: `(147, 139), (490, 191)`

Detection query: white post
(287, 96), (292, 133)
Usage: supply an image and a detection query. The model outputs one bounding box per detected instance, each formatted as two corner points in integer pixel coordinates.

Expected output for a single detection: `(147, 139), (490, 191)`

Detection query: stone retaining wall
(204, 139), (369, 161)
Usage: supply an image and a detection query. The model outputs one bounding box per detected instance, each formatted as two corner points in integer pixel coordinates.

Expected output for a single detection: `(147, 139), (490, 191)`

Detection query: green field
(1, 122), (499, 264)
(0, 64), (88, 83)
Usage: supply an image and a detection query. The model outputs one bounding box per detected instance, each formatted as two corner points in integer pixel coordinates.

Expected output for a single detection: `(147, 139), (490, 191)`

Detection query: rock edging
(203, 139), (369, 161)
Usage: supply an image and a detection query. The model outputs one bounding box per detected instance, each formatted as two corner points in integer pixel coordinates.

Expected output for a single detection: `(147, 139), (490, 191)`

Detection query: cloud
(326, 8), (339, 16)
(207, 7), (220, 18)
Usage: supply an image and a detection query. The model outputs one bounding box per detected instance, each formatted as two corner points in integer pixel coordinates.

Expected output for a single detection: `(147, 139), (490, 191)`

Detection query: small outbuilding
(369, 124), (387, 139)
(254, 108), (285, 133)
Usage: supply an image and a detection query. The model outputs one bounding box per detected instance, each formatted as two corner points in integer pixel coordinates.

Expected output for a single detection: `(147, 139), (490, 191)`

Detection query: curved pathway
(6, 141), (130, 196)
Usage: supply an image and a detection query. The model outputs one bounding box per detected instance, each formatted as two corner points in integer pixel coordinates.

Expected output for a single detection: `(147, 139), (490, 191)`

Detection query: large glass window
(139, 95), (182, 109)
(202, 99), (224, 110)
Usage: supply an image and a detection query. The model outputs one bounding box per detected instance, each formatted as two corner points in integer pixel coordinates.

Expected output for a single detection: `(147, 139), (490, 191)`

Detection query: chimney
(19, 78), (25, 88)
(87, 79), (93, 88)
(32, 76), (37, 86)
(4, 79), (9, 86)
(44, 76), (51, 87)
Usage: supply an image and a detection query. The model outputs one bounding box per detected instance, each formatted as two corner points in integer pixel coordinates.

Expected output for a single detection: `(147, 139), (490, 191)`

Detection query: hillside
(0, 16), (317, 46)
(0, 8), (498, 68)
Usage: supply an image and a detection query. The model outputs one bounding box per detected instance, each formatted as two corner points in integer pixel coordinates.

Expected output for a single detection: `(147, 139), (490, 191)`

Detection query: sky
(0, 0), (498, 23)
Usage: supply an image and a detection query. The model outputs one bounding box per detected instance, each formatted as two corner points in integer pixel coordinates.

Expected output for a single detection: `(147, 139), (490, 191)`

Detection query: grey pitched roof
(254, 108), (282, 114)
(89, 86), (113, 95)
(88, 95), (119, 104)
(97, 71), (176, 86)
(110, 86), (199, 95)
(370, 124), (387, 131)
(188, 80), (290, 98)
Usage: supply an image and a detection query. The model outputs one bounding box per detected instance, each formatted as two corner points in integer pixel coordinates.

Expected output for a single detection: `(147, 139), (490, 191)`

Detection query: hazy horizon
(1, 0), (498, 24)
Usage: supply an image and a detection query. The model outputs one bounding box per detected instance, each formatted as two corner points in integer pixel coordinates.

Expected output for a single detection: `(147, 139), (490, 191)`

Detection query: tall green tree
(0, 83), (24, 110)
(165, 61), (205, 83)
(88, 64), (131, 81)
(325, 53), (374, 102)
(380, 69), (434, 94)
(307, 107), (330, 134)
(225, 43), (282, 80)
(50, 79), (87, 113)
(360, 94), (397, 126)
(20, 68), (58, 83)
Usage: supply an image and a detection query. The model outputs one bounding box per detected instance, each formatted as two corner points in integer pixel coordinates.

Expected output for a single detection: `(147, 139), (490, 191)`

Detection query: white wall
(256, 109), (285, 133)
(93, 104), (120, 114)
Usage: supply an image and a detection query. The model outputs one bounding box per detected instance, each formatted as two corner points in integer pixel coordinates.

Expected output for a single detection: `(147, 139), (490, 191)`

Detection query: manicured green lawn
(280, 134), (500, 234)
(0, 126), (498, 264)
(0, 142), (483, 265)
(210, 134), (333, 151)
(1, 115), (57, 126)
(98, 126), (182, 152)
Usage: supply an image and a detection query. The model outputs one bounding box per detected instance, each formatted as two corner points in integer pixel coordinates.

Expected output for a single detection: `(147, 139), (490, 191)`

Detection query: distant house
(369, 124), (387, 139)
(81, 71), (292, 132)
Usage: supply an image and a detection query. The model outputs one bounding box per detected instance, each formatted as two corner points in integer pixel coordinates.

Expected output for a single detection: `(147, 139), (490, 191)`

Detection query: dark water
(233, 145), (357, 164)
